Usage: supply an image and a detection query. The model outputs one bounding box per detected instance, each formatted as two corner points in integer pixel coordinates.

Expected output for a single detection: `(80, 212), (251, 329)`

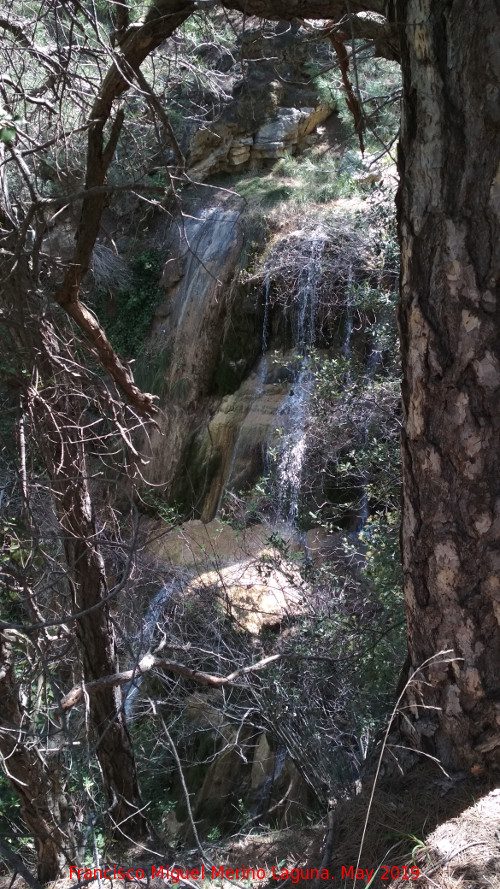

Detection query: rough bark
(396, 0), (500, 771)
(222, 0), (385, 19)
(0, 634), (77, 882)
(221, 1), (399, 61)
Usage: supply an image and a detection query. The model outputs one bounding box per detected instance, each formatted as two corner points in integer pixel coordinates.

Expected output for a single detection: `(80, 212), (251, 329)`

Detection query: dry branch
(49, 0), (196, 417)
(58, 652), (284, 711)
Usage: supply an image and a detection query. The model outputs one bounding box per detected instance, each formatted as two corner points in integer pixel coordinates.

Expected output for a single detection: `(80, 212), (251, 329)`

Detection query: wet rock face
(157, 200), (244, 403)
(145, 517), (305, 631)
(188, 24), (335, 178)
(143, 190), (263, 491)
(139, 25), (341, 502)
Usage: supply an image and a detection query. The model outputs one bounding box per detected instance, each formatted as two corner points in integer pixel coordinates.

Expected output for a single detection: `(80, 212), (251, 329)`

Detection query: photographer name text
(70, 864), (420, 883)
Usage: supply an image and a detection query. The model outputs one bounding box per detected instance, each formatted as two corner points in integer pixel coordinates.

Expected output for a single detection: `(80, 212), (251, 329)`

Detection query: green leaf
(0, 126), (16, 144)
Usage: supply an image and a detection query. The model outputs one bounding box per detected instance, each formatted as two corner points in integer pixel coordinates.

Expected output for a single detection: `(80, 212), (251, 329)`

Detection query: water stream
(249, 745), (287, 821)
(123, 579), (179, 716)
(273, 234), (326, 528)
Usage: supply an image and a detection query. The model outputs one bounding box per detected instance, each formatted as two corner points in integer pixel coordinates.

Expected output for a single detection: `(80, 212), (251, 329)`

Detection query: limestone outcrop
(189, 104), (333, 179)
(186, 23), (335, 179)
(145, 516), (306, 633)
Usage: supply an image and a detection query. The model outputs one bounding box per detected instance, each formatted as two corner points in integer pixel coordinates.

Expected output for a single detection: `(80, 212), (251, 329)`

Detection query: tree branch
(58, 652), (284, 711)
(61, 300), (159, 418)
(133, 66), (186, 173)
(0, 837), (44, 889)
(329, 31), (365, 153)
(51, 0), (195, 418)
(222, 0), (386, 18)
(0, 14), (31, 47)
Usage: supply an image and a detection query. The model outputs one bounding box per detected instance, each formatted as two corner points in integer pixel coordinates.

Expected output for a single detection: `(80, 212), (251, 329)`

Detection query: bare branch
(0, 837), (44, 889)
(49, 1), (196, 416)
(58, 652), (284, 711)
(133, 66), (186, 173)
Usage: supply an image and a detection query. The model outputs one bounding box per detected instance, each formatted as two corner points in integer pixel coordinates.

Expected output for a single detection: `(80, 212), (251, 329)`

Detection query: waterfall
(216, 235), (327, 525)
(275, 370), (313, 526)
(249, 744), (287, 821)
(273, 233), (326, 528)
(123, 579), (179, 716)
(261, 274), (271, 354)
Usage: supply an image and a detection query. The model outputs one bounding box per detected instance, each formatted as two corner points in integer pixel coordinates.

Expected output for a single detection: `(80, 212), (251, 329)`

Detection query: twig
(353, 650), (457, 889)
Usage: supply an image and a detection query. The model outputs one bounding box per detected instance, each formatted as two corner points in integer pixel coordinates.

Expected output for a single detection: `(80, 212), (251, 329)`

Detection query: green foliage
(360, 510), (402, 606)
(234, 175), (294, 207)
(345, 517), (405, 720)
(277, 153), (359, 204)
(137, 488), (182, 524)
(207, 826), (222, 841)
(304, 61), (341, 109)
(94, 249), (163, 360)
(179, 11), (234, 52)
(356, 52), (402, 152)
(230, 154), (360, 213)
(0, 106), (23, 144)
(218, 478), (272, 529)
(306, 46), (401, 159)
(0, 773), (26, 846)
(268, 512), (403, 750)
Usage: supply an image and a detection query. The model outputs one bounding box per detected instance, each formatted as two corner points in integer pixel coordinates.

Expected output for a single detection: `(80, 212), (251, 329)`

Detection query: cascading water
(249, 745), (287, 821)
(261, 274), (271, 355)
(123, 579), (179, 716)
(273, 233), (326, 528)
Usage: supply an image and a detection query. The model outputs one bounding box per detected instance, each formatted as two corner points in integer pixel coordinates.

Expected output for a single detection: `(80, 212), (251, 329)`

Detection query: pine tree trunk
(396, 0), (500, 771)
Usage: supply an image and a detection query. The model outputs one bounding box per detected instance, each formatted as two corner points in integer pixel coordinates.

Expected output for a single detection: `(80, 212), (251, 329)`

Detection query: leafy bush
(94, 249), (163, 360)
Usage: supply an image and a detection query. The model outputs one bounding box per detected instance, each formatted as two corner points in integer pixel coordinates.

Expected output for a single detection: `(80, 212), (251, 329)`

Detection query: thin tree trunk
(0, 634), (77, 882)
(396, 0), (500, 771)
(32, 321), (148, 840)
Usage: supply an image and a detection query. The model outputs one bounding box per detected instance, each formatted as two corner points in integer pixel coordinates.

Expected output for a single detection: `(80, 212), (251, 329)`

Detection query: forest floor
(2, 764), (498, 889)
(210, 763), (500, 888)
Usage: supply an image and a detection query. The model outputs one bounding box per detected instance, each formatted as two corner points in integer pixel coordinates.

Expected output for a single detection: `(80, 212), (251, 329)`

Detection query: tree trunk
(60, 438), (148, 841)
(396, 0), (500, 771)
(0, 634), (77, 882)
(33, 323), (148, 840)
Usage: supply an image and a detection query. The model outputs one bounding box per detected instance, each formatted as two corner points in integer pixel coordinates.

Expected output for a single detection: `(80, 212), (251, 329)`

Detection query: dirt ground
(2, 764), (499, 889)
(219, 763), (500, 888)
